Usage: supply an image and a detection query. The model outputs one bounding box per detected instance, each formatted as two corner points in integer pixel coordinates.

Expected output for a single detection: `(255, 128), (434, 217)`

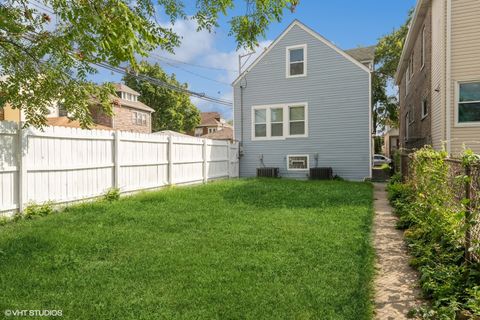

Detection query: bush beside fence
(0, 121), (239, 216)
(392, 147), (480, 318)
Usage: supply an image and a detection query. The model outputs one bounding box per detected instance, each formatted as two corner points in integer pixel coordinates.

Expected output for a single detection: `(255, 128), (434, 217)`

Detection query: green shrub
(388, 147), (480, 318)
(0, 217), (8, 226)
(103, 187), (120, 202)
(23, 202), (55, 219)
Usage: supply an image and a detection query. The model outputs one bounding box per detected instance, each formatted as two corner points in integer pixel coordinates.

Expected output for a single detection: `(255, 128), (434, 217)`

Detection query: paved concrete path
(373, 183), (424, 320)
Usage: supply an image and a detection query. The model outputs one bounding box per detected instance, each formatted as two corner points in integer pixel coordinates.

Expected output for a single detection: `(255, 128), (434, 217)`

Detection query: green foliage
(23, 201), (54, 219)
(380, 163), (391, 172)
(373, 9), (412, 132)
(0, 217), (8, 226)
(0, 1), (297, 128)
(388, 147), (480, 318)
(103, 187), (120, 202)
(123, 62), (200, 132)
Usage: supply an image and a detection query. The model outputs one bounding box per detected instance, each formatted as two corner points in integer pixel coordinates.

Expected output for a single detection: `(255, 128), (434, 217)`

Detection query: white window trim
(421, 98), (428, 120)
(286, 44), (307, 78)
(455, 79), (480, 127)
(287, 154), (309, 171)
(251, 102), (308, 141)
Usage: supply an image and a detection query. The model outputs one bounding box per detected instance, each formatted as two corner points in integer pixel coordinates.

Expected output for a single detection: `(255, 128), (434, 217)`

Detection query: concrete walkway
(373, 183), (423, 319)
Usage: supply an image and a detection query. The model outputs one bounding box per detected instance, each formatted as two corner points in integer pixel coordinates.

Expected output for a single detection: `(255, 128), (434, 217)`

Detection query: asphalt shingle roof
(345, 45), (376, 63)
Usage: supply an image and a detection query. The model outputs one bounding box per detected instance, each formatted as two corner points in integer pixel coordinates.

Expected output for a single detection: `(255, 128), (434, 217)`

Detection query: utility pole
(238, 51), (256, 75)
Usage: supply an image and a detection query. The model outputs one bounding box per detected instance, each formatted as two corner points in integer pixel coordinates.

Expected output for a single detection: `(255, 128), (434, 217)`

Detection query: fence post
(227, 142), (231, 178)
(17, 125), (27, 213)
(203, 139), (208, 183)
(113, 130), (120, 189)
(465, 164), (473, 264)
(168, 135), (173, 185)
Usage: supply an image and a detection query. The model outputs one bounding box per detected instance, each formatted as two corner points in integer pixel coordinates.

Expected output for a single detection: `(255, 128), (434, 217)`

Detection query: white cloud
(204, 40), (273, 82)
(156, 18), (216, 62)
(148, 18), (273, 119)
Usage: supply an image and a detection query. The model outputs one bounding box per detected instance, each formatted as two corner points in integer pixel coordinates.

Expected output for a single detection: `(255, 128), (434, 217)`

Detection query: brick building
(1, 83), (154, 133)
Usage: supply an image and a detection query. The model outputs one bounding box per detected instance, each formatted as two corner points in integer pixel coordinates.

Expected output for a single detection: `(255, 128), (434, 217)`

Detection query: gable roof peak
(232, 19), (371, 86)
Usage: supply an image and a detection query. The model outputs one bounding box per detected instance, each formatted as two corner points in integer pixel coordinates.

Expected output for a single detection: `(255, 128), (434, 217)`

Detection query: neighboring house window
(286, 44), (307, 78)
(254, 108), (267, 138)
(208, 127), (217, 134)
(458, 81), (480, 123)
(252, 103), (308, 140)
(421, 26), (425, 69)
(405, 112), (410, 140)
(194, 128), (203, 137)
(132, 111), (147, 126)
(289, 105), (306, 136)
(408, 106), (414, 124)
(287, 155), (309, 171)
(421, 98), (428, 119)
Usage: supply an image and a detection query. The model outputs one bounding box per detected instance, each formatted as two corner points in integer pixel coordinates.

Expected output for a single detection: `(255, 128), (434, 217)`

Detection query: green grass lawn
(0, 179), (374, 320)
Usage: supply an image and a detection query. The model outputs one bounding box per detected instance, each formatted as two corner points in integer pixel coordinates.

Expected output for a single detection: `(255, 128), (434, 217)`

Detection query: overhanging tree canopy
(0, 0), (299, 128)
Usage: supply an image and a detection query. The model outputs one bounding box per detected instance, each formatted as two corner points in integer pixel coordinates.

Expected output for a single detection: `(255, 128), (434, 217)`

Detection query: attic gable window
(120, 92), (138, 102)
(286, 44), (307, 78)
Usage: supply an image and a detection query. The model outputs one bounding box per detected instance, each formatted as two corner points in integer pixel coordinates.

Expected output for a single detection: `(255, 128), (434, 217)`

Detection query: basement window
(287, 155), (309, 171)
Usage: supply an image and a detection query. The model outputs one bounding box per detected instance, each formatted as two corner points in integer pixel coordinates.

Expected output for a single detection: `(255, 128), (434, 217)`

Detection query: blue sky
(93, 0), (416, 120)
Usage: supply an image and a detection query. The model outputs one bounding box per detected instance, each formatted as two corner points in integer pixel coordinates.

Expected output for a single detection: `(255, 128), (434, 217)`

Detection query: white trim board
(232, 20), (371, 86)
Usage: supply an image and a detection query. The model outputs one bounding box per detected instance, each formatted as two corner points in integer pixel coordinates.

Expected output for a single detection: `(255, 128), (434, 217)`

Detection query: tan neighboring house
(202, 126), (234, 141)
(383, 127), (400, 158)
(1, 83), (154, 133)
(396, 0), (480, 155)
(190, 112), (231, 137)
(89, 83), (154, 133)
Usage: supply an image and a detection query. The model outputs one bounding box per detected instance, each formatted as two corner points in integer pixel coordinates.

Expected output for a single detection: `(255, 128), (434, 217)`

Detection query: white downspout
(445, 0), (452, 154)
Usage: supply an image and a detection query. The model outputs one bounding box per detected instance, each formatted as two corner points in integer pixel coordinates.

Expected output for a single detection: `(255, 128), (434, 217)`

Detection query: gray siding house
(233, 20), (373, 181)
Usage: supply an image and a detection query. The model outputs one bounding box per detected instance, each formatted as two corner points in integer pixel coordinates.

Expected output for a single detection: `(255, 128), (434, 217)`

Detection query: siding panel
(450, 0), (480, 155)
(234, 24), (371, 181)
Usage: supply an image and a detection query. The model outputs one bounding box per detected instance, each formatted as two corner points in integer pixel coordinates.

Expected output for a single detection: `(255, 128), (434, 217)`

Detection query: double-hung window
(421, 99), (428, 119)
(458, 81), (480, 124)
(254, 109), (267, 138)
(289, 105), (306, 136)
(252, 103), (307, 140)
(286, 44), (306, 78)
(270, 108), (283, 137)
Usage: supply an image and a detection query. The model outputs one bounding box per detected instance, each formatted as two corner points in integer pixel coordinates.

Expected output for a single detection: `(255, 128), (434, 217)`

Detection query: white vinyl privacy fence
(0, 121), (239, 215)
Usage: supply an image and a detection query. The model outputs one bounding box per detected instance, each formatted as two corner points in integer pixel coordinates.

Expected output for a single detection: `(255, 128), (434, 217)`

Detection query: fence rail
(0, 121), (239, 215)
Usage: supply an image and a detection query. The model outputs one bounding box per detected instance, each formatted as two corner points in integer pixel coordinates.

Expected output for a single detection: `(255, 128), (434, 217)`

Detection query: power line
(149, 57), (231, 85)
(93, 62), (232, 106)
(149, 53), (238, 73)
(3, 2), (233, 106)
